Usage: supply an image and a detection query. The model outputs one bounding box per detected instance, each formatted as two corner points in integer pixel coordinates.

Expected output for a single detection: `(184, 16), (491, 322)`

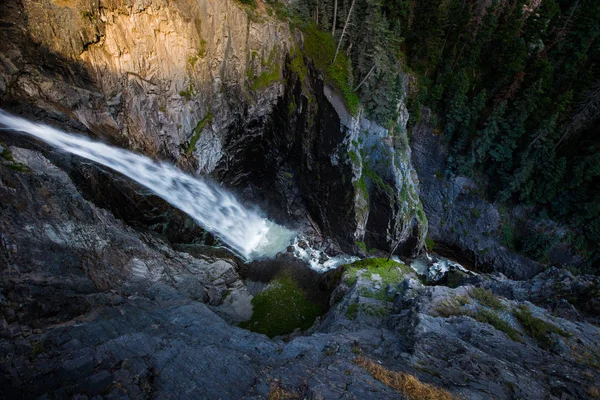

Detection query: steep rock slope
(0, 0), (426, 255)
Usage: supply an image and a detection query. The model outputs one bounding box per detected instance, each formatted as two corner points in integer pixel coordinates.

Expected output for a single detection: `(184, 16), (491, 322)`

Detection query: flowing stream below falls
(0, 109), (358, 269)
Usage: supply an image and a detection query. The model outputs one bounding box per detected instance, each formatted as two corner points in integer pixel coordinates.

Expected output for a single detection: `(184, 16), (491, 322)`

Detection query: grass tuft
(435, 295), (469, 318)
(470, 287), (505, 310)
(179, 84), (194, 101)
(513, 305), (569, 349)
(474, 309), (523, 342)
(1, 146), (30, 173)
(267, 381), (299, 400)
(588, 386), (600, 398)
(355, 357), (455, 400)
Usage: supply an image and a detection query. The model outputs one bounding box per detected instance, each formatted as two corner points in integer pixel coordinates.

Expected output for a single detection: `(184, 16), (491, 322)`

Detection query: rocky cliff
(2, 1), (600, 399)
(0, 0), (425, 255)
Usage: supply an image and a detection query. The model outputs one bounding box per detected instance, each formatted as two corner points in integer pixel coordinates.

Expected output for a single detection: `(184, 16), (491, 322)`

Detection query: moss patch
(30, 341), (45, 357)
(425, 237), (435, 251)
(248, 47), (281, 91)
(240, 274), (322, 338)
(354, 241), (367, 254)
(185, 112), (213, 156)
(302, 24), (359, 115)
(354, 173), (369, 203)
(179, 84), (195, 101)
(346, 302), (359, 320)
(1, 146), (29, 173)
(289, 44), (309, 83)
(348, 150), (361, 166)
(251, 65), (281, 90)
(364, 165), (394, 196)
(344, 258), (409, 286)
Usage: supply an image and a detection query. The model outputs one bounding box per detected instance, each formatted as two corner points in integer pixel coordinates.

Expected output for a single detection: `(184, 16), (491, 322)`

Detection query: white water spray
(0, 110), (295, 261)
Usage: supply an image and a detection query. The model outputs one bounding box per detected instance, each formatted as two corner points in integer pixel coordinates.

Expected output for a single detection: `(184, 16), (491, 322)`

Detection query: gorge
(1, 0), (599, 399)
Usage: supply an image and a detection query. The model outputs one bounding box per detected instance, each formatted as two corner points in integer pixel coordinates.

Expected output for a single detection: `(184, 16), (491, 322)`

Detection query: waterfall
(0, 110), (295, 261)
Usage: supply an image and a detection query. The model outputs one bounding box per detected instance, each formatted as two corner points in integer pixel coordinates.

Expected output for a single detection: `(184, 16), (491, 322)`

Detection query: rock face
(324, 85), (427, 256)
(410, 109), (542, 279)
(3, 1), (598, 399)
(0, 0), (426, 255)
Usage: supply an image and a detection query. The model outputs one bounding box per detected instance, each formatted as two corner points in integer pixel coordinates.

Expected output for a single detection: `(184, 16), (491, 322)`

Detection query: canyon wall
(0, 0), (426, 255)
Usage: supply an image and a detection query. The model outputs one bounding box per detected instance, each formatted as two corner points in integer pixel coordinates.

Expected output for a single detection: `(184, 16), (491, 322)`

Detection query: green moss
(1, 146), (14, 161)
(346, 303), (359, 320)
(302, 24), (359, 115)
(344, 258), (409, 286)
(185, 112), (213, 156)
(239, 274), (322, 338)
(289, 44), (309, 83)
(1, 146), (30, 173)
(179, 84), (195, 101)
(474, 309), (523, 342)
(354, 174), (369, 203)
(416, 202), (427, 222)
(250, 64), (281, 90)
(355, 241), (367, 254)
(471, 288), (505, 310)
(425, 237), (435, 251)
(513, 305), (569, 349)
(248, 47), (281, 91)
(5, 163), (30, 172)
(287, 99), (297, 115)
(348, 150), (361, 166)
(188, 40), (207, 68)
(359, 287), (395, 302)
(364, 166), (394, 196)
(344, 273), (357, 286)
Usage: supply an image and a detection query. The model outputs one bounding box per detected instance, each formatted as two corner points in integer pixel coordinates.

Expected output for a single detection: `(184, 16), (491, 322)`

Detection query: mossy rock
(344, 258), (410, 286)
(240, 274), (323, 338)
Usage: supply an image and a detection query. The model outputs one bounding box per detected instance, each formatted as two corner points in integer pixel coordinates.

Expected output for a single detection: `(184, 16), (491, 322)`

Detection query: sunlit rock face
(6, 0), (293, 172)
(0, 0), (426, 256)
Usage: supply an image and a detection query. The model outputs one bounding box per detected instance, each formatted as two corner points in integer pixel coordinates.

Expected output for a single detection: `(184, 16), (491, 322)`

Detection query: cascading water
(0, 110), (295, 261)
